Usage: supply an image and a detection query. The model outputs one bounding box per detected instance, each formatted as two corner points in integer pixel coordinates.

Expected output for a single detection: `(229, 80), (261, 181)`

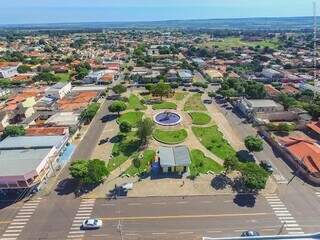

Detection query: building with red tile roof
(278, 136), (320, 176)
(265, 84), (281, 99)
(281, 84), (300, 95)
(57, 91), (97, 112)
(306, 121), (320, 136)
(26, 127), (68, 136)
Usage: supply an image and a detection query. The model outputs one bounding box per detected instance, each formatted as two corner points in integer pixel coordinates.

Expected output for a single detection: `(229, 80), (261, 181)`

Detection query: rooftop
(159, 145), (191, 167)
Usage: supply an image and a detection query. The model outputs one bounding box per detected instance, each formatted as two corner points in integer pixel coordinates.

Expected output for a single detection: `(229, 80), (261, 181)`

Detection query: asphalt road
(1, 195), (283, 240)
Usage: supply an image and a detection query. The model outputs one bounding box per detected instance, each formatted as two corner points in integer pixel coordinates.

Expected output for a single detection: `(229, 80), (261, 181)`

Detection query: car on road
(260, 160), (274, 173)
(82, 219), (103, 230)
(241, 230), (260, 237)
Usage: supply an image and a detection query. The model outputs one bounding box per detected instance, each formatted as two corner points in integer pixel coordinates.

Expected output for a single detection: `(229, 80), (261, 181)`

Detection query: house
(236, 98), (284, 119)
(306, 121), (320, 139)
(177, 69), (193, 82)
(57, 91), (97, 112)
(205, 69), (224, 81)
(83, 70), (106, 84)
(261, 68), (283, 81)
(0, 62), (19, 78)
(0, 88), (10, 98)
(45, 82), (72, 100)
(299, 83), (320, 94)
(0, 111), (10, 133)
(0, 135), (68, 189)
(45, 112), (80, 129)
(278, 136), (320, 178)
(264, 84), (281, 99)
(26, 126), (69, 136)
(158, 146), (191, 174)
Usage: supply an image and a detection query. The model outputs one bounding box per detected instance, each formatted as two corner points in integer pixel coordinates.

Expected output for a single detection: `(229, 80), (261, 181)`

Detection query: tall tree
(245, 136), (263, 153)
(239, 163), (269, 191)
(151, 81), (171, 101)
(3, 125), (25, 137)
(112, 84), (127, 94)
(108, 101), (127, 116)
(137, 118), (155, 146)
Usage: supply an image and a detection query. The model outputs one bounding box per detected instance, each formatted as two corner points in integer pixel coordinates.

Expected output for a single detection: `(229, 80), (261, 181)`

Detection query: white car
(82, 219), (103, 230)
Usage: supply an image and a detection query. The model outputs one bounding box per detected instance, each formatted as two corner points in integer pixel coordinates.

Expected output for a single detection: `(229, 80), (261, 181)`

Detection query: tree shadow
(110, 134), (125, 144)
(233, 193), (257, 208)
(237, 150), (255, 163)
(101, 114), (118, 123)
(54, 178), (78, 196)
(211, 174), (233, 190)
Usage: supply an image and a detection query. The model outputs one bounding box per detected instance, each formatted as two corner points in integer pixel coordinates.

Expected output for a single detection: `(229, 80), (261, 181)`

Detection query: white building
(83, 70), (106, 84)
(236, 98), (284, 118)
(45, 82), (72, 100)
(0, 65), (19, 78)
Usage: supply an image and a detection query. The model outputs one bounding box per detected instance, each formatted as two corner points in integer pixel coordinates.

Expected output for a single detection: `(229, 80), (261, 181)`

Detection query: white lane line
(67, 235), (84, 238)
(179, 232), (194, 234)
(207, 230), (222, 233)
(152, 232), (167, 235)
(2, 234), (20, 237)
(176, 201), (188, 204)
(151, 202), (166, 205)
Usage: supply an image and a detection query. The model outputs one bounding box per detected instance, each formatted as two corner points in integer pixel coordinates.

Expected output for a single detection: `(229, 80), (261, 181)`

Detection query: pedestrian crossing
(265, 194), (304, 235)
(273, 174), (288, 184)
(66, 198), (96, 240)
(315, 192), (320, 198)
(0, 197), (41, 240)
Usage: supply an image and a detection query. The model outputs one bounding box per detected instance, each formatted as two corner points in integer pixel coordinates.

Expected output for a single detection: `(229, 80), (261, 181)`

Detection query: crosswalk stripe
(5, 230), (22, 233)
(67, 235), (84, 238)
(10, 222), (27, 225)
(2, 234), (20, 237)
(12, 218), (29, 222)
(69, 231), (85, 234)
(288, 232), (304, 234)
(8, 226), (24, 229)
(286, 227), (302, 231)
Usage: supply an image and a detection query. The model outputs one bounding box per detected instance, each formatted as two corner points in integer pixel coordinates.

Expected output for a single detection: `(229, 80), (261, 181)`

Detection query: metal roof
(159, 145), (191, 167)
(0, 135), (65, 149)
(0, 148), (51, 176)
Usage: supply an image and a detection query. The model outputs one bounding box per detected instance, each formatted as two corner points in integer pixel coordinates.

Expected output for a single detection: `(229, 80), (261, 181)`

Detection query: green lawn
(152, 101), (177, 110)
(189, 112), (211, 125)
(107, 132), (140, 172)
(153, 129), (188, 144)
(190, 149), (224, 177)
(127, 94), (147, 110)
(184, 93), (207, 111)
(118, 112), (143, 127)
(200, 37), (279, 50)
(175, 92), (188, 101)
(55, 72), (71, 82)
(192, 125), (236, 160)
(125, 149), (156, 176)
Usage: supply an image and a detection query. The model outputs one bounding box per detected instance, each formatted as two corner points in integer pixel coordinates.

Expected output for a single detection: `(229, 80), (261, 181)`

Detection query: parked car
(241, 230), (260, 237)
(203, 99), (213, 104)
(82, 219), (103, 230)
(260, 161), (274, 173)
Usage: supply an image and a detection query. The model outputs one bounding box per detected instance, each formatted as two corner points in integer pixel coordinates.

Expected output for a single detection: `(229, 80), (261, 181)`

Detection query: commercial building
(0, 135), (68, 189)
(236, 98), (284, 119)
(0, 63), (19, 78)
(177, 69), (193, 82)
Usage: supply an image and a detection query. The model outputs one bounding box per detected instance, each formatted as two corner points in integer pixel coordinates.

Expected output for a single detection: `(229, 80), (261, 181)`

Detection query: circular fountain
(153, 111), (182, 126)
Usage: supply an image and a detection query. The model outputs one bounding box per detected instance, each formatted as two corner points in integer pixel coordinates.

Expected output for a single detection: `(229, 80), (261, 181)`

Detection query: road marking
(101, 203), (115, 206)
(288, 232), (305, 235)
(176, 201), (188, 204)
(281, 220), (296, 223)
(2, 234), (19, 237)
(152, 232), (167, 235)
(179, 231), (194, 234)
(69, 231), (85, 234)
(7, 226), (24, 229)
(67, 235), (84, 238)
(10, 223), (27, 225)
(207, 230), (222, 233)
(4, 230), (22, 233)
(151, 202), (166, 205)
(76, 213), (91, 216)
(100, 212), (270, 221)
(125, 233), (138, 236)
(234, 229), (247, 232)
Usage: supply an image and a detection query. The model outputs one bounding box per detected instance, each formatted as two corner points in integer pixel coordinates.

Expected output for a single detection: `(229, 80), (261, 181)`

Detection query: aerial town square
(1, 1), (320, 240)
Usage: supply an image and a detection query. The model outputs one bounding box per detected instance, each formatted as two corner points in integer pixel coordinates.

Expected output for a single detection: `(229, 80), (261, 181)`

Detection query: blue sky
(0, 0), (319, 25)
